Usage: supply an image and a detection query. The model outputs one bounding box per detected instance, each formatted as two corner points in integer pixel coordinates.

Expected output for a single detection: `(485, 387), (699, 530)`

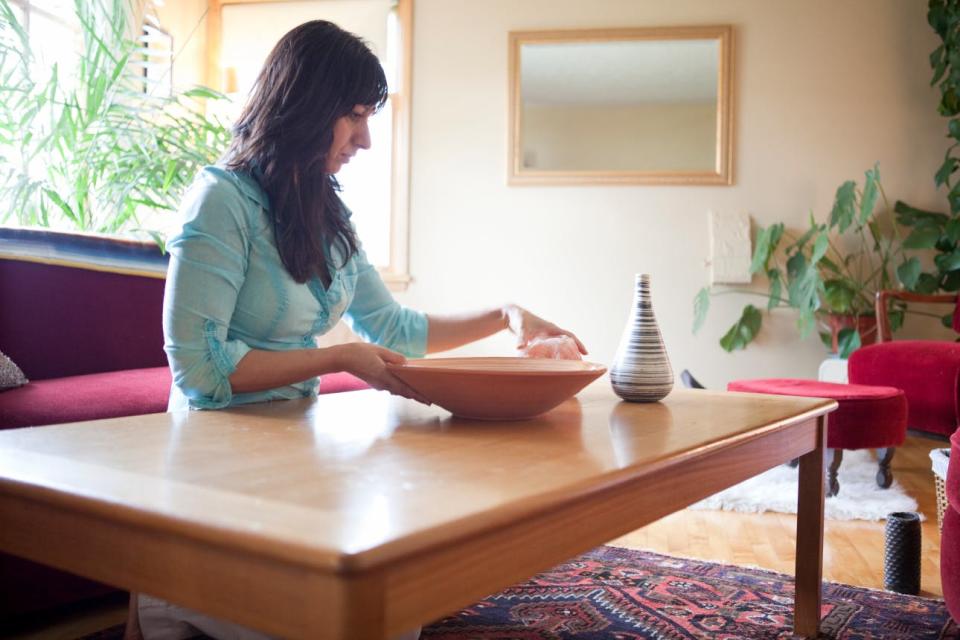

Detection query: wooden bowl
(387, 357), (606, 420)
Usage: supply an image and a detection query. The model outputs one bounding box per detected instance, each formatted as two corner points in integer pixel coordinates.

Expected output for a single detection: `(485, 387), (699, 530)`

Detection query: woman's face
(325, 105), (374, 174)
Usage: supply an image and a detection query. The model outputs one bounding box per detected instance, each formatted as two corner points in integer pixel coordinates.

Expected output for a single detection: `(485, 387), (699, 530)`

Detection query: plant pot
(824, 313), (877, 354)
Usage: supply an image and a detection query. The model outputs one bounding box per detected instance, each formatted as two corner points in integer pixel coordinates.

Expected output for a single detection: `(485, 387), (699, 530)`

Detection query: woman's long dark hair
(223, 21), (388, 286)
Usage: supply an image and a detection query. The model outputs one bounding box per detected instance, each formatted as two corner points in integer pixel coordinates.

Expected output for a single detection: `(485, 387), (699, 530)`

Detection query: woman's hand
(504, 304), (588, 356)
(521, 335), (583, 360)
(330, 343), (431, 404)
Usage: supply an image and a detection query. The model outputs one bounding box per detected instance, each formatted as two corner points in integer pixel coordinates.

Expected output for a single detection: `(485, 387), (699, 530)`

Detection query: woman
(131, 19), (585, 640)
(162, 19), (584, 414)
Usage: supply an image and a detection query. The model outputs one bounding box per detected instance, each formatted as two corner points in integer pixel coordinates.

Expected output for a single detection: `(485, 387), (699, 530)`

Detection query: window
(10, 0), (79, 89)
(207, 0), (413, 290)
(140, 23), (174, 98)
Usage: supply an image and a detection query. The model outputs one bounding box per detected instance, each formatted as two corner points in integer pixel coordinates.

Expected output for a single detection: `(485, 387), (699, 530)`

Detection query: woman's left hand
(504, 304), (588, 356)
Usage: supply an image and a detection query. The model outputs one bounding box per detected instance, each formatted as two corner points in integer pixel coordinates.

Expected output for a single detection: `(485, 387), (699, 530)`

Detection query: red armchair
(848, 291), (960, 439)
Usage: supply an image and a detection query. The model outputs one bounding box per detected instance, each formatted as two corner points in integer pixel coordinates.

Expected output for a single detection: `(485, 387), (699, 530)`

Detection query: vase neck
(633, 274), (651, 307)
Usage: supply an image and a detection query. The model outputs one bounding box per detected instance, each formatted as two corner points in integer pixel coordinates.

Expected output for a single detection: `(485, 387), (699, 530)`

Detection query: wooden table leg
(794, 414), (826, 637)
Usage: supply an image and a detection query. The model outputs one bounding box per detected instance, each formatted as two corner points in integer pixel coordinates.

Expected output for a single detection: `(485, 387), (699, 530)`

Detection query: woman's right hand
(331, 343), (430, 404)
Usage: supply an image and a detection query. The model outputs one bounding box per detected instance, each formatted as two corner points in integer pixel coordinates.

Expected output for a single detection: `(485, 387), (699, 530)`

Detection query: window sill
(0, 227), (410, 290)
(381, 270), (411, 292)
(0, 227), (168, 278)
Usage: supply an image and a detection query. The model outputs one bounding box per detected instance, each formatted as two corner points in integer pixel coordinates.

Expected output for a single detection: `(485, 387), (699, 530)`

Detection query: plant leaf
(897, 257), (922, 290)
(788, 223), (819, 253)
(837, 328), (862, 359)
(930, 1), (949, 38)
(797, 308), (818, 338)
(42, 188), (77, 223)
(750, 225), (772, 274)
(943, 269), (960, 292)
(894, 200), (948, 227)
(830, 180), (857, 232)
(719, 305), (762, 352)
(860, 163), (880, 223)
(786, 252), (821, 314)
(767, 268), (782, 310)
(946, 217), (960, 245)
(818, 331), (833, 350)
(916, 273), (941, 294)
(811, 232), (829, 263)
(823, 279), (856, 314)
(819, 254), (842, 274)
(903, 227), (942, 249)
(750, 222), (784, 274)
(182, 86), (228, 100)
(143, 229), (167, 254)
(937, 156), (960, 188)
(692, 287), (710, 334)
(889, 309), (905, 333)
(935, 249), (960, 272)
(933, 44), (948, 85)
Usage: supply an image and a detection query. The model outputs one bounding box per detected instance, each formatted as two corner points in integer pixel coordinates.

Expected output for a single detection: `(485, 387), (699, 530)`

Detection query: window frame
(205, 0), (413, 291)
(8, 0), (72, 31)
(9, 0), (77, 71)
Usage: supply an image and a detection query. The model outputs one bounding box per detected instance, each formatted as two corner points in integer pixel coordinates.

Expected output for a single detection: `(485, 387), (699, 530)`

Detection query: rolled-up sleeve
(163, 173), (253, 409)
(343, 248), (428, 358)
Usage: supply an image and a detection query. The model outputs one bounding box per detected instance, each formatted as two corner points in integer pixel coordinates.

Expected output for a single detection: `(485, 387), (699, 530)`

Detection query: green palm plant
(0, 0), (231, 244)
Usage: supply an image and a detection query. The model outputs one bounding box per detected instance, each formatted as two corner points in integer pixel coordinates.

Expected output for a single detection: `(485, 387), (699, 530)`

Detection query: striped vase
(610, 274), (674, 402)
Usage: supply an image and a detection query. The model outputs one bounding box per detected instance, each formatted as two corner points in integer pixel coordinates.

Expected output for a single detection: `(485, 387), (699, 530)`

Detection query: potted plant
(0, 0), (231, 254)
(693, 164), (923, 358)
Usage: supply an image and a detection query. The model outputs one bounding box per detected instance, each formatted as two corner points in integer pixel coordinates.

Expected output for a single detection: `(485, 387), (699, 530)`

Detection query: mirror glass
(509, 26), (733, 185)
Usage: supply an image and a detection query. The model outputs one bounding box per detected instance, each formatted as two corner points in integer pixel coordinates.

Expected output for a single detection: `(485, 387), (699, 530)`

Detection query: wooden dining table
(0, 384), (835, 639)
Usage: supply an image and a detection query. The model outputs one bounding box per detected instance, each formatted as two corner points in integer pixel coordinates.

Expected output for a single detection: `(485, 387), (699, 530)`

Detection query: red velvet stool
(727, 379), (908, 496)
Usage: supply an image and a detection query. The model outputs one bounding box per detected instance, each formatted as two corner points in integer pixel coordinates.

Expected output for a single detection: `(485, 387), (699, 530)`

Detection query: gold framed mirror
(508, 25), (734, 185)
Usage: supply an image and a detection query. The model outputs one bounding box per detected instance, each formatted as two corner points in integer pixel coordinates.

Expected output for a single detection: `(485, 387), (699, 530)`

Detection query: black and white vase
(610, 274), (673, 402)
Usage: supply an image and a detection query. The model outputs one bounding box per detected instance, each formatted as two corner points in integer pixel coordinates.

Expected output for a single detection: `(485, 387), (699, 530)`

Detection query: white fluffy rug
(689, 449), (921, 521)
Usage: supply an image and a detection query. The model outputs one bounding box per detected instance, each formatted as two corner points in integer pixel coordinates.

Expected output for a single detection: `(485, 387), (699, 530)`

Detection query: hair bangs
(344, 52), (388, 114)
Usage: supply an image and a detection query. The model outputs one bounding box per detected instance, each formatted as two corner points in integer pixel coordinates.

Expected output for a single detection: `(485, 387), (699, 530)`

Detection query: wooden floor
(4, 433), (948, 639)
(611, 432), (947, 598)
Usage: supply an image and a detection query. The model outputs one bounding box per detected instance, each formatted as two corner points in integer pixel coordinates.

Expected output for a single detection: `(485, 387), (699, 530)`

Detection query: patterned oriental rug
(79, 546), (957, 640)
(423, 546), (957, 639)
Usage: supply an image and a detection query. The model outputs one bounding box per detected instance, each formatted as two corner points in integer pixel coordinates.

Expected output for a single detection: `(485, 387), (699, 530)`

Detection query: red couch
(0, 255), (367, 619)
(0, 258), (172, 431)
(944, 430), (960, 623)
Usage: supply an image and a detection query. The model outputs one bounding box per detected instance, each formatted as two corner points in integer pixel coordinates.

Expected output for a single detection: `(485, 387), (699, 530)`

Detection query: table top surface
(0, 384), (833, 574)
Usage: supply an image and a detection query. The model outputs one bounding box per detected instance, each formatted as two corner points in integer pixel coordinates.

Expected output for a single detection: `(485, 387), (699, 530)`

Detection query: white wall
(156, 0), (206, 89)
(397, 0), (949, 388)
(221, 0), (391, 96)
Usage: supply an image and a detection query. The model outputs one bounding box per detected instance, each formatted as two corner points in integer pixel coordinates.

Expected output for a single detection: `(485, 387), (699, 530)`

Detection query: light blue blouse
(162, 166), (428, 411)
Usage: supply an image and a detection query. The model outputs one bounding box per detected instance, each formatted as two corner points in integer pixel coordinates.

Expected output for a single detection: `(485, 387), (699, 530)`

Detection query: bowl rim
(386, 356), (607, 377)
